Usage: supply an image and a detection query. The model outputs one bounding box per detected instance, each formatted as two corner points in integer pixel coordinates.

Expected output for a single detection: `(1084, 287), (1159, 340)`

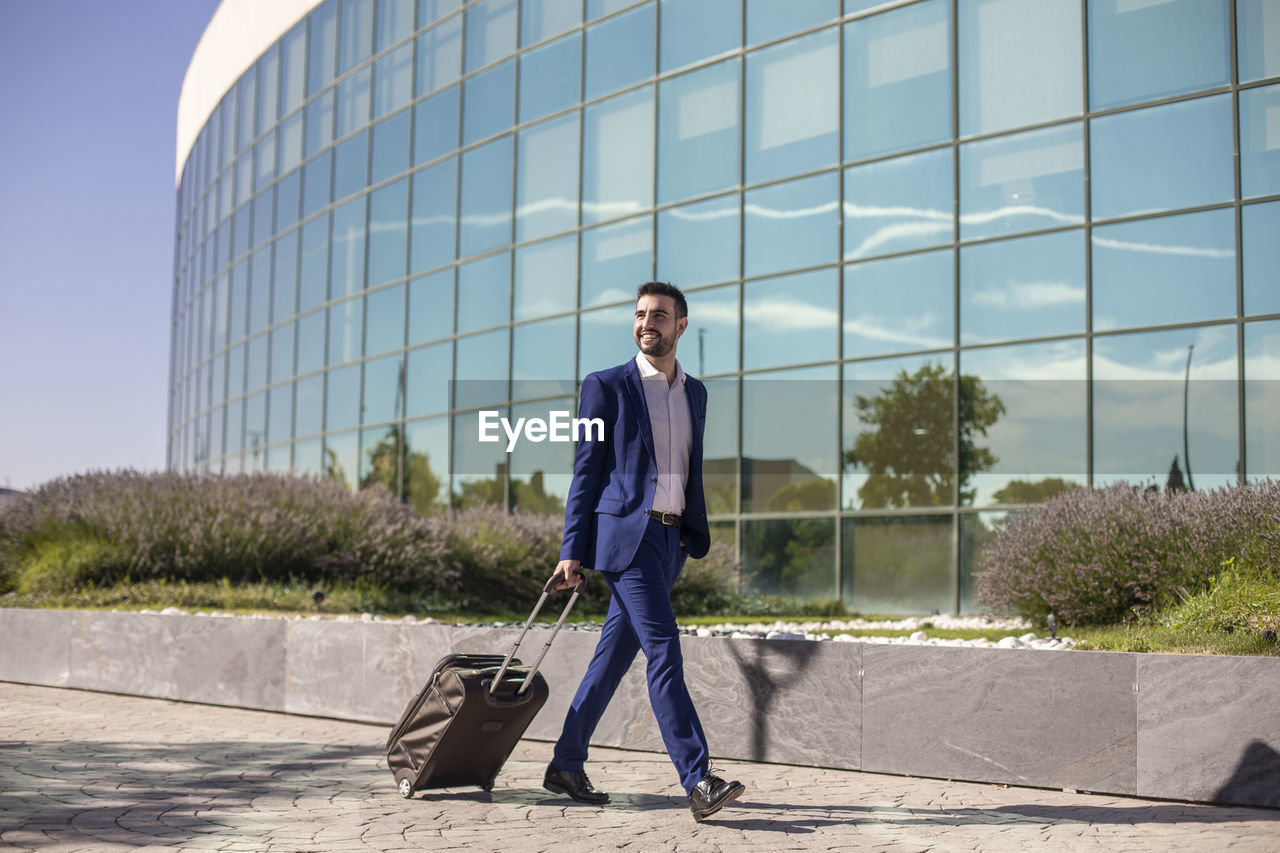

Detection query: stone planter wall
(2, 607), (1276, 809)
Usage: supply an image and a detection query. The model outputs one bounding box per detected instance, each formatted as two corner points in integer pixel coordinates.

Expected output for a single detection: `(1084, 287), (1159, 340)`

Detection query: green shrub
(1160, 557), (1280, 635)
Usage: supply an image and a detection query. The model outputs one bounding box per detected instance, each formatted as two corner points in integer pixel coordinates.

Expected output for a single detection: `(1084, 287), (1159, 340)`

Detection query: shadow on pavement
(414, 787), (684, 812)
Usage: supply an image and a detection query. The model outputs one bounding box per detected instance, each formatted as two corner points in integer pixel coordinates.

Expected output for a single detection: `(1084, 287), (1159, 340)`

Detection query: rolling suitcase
(386, 574), (584, 798)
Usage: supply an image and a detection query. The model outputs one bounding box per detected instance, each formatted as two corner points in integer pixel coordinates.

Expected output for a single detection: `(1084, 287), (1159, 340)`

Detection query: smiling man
(542, 282), (746, 822)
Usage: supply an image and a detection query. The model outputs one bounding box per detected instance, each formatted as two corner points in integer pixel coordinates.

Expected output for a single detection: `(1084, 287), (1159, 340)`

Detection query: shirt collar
(635, 352), (685, 384)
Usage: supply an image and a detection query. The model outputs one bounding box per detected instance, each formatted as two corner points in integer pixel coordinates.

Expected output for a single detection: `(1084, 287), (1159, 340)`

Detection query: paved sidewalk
(1, 682), (1277, 852)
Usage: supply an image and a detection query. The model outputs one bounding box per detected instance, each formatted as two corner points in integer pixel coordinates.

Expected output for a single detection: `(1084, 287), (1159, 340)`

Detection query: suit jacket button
(650, 477), (657, 483)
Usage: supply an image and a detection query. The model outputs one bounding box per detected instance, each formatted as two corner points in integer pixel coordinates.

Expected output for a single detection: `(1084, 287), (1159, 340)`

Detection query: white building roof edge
(175, 0), (324, 187)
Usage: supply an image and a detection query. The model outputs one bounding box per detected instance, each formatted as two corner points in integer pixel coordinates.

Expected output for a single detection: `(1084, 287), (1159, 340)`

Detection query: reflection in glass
(580, 216), (652, 308)
(466, 0), (517, 72)
(298, 214), (329, 313)
(337, 64), (371, 136)
(457, 252), (510, 334)
(1088, 0), (1229, 110)
(275, 169), (300, 232)
(365, 282), (406, 356)
(844, 249), (952, 360)
(843, 0), (950, 160)
(957, 0), (1081, 137)
(301, 150), (331, 218)
(237, 67), (257, 152)
(374, 42), (413, 119)
(243, 391), (267, 469)
(305, 88), (335, 158)
(332, 130), (369, 201)
(225, 398), (244, 455)
(959, 122), (1082, 241)
(658, 59), (740, 204)
(684, 283), (738, 377)
(842, 354), (956, 509)
(1245, 320), (1280, 480)
(960, 230), (1085, 345)
(408, 269), (454, 345)
(406, 342), (453, 417)
(360, 424), (404, 493)
(455, 328), (510, 409)
(742, 366), (837, 512)
(512, 318), (575, 399)
(295, 310), (326, 376)
(258, 46), (280, 132)
(463, 60), (515, 144)
(657, 194), (739, 289)
(281, 22), (306, 115)
(377, 0), (415, 51)
(660, 0), (739, 72)
(268, 383), (293, 445)
(249, 250), (271, 333)
(338, 0), (374, 74)
(279, 114), (303, 177)
(522, 0), (580, 45)
(329, 196), (367, 299)
(701, 378), (739, 514)
(459, 136), (514, 256)
(367, 179), (408, 288)
(405, 416), (449, 512)
(744, 172), (838, 278)
(583, 87), (654, 225)
(745, 27), (838, 184)
(846, 515), (953, 612)
(584, 4), (654, 101)
(508, 396), (573, 514)
(414, 86), (460, 166)
(1238, 0), (1280, 83)
(1240, 84), (1280, 200)
(515, 235), (577, 321)
(846, 148), (951, 260)
(744, 269), (836, 371)
(410, 157), (458, 273)
(742, 517), (836, 599)
(1093, 326), (1239, 490)
(295, 437), (324, 476)
(417, 14), (463, 94)
(329, 298), (363, 366)
(1090, 95), (1233, 220)
(252, 191), (274, 249)
(269, 321), (295, 382)
(363, 353), (405, 424)
(324, 430), (359, 490)
(519, 33), (580, 123)
(452, 407), (508, 507)
(1243, 202), (1280, 317)
(1092, 209), (1235, 331)
(959, 511), (1004, 613)
(578, 303), (636, 376)
(254, 133), (276, 192)
(958, 341), (1086, 506)
(370, 110), (411, 185)
(516, 113), (580, 242)
(325, 364), (361, 433)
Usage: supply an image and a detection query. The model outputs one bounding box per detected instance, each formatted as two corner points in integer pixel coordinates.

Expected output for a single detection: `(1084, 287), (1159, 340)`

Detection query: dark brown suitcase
(386, 575), (583, 798)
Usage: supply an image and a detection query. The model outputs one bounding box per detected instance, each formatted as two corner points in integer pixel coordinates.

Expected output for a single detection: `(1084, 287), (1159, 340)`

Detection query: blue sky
(0, 0), (221, 491)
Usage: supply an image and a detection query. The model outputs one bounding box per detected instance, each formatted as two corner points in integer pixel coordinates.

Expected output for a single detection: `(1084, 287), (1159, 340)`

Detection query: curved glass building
(172, 0), (1280, 612)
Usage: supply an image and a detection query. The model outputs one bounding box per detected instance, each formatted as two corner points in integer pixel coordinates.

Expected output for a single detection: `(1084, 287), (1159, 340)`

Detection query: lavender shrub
(975, 480), (1280, 625)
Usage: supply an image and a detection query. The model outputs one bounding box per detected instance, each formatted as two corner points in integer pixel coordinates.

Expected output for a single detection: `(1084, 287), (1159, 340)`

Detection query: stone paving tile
(2, 681), (1279, 852)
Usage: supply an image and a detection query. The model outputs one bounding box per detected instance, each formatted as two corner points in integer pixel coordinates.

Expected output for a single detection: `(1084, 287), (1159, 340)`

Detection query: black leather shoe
(689, 771), (744, 822)
(543, 763), (610, 804)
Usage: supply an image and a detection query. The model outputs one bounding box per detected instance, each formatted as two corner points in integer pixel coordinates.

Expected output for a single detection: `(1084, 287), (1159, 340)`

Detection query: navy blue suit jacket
(559, 358), (711, 573)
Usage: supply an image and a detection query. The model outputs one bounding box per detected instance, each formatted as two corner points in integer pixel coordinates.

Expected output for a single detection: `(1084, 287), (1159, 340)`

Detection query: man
(542, 282), (745, 823)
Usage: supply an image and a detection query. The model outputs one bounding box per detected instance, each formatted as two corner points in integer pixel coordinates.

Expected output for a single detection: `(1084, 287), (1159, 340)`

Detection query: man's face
(634, 293), (686, 359)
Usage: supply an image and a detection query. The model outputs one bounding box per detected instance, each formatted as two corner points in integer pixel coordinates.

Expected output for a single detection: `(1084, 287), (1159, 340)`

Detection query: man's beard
(636, 328), (676, 358)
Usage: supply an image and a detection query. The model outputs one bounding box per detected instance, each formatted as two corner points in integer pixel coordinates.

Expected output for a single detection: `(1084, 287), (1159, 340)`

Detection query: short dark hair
(636, 281), (687, 319)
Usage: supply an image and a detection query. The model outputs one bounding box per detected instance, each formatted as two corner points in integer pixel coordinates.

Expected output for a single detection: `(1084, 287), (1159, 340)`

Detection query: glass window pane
(743, 365), (838, 511)
(359, 424), (402, 491)
(844, 515), (952, 613)
(224, 398), (245, 455)
(455, 328), (510, 410)
(374, 42), (414, 119)
(272, 231), (299, 322)
(957, 0), (1082, 137)
(245, 391), (268, 464)
(457, 251), (511, 333)
(333, 130), (369, 201)
(258, 46), (280, 132)
(519, 33), (581, 123)
(363, 353), (405, 424)
(959, 122), (1083, 241)
(660, 0), (739, 72)
(407, 342), (453, 417)
(296, 373), (325, 436)
(237, 67), (257, 152)
(307, 0), (338, 96)
(657, 59), (740, 204)
(329, 195), (368, 299)
(1239, 0), (1280, 83)
(1245, 319), (1280, 479)
(421, 0), (462, 29)
(581, 215), (652, 307)
(744, 517), (836, 599)
(417, 15), (463, 94)
(249, 248), (272, 333)
(328, 296), (364, 364)
(236, 156), (254, 209)
(844, 250), (953, 360)
(657, 194), (740, 289)
(584, 3), (655, 100)
(296, 310), (327, 376)
(577, 303), (635, 376)
(413, 85), (460, 165)
(512, 316), (575, 399)
(326, 364), (362, 433)
(958, 341), (1087, 506)
(325, 431), (359, 487)
(338, 0), (374, 74)
(299, 214), (330, 313)
(515, 235), (577, 321)
(1244, 201), (1280, 317)
(960, 230), (1084, 345)
(366, 283), (407, 356)
(377, 0), (415, 51)
(744, 172), (838, 278)
(1092, 209), (1235, 331)
(409, 269), (455, 345)
(370, 109), (411, 185)
(303, 152), (332, 219)
(747, 0), (836, 46)
(305, 88), (335, 157)
(843, 0), (950, 161)
(227, 341), (246, 398)
(1090, 94), (1233, 220)
(281, 22), (307, 116)
(583, 87), (653, 225)
(410, 157), (458, 272)
(1089, 0), (1229, 110)
(279, 113), (304, 175)
(270, 321), (296, 383)
(522, 0), (581, 45)
(463, 59), (515, 144)
(337, 66), (372, 137)
(846, 147), (952, 261)
(267, 382), (294, 445)
(298, 437), (326, 475)
(405, 416), (450, 511)
(220, 93), (238, 168)
(252, 189), (275, 248)
(517, 113), (580, 241)
(367, 186), (406, 294)
(744, 268), (837, 371)
(465, 0), (518, 71)
(459, 136), (514, 256)
(508, 396), (574, 513)
(452, 405), (507, 506)
(745, 27), (838, 184)
(247, 332), (269, 391)
(842, 354), (954, 510)
(685, 282), (739, 376)
(1241, 83), (1280, 200)
(1093, 327), (1239, 490)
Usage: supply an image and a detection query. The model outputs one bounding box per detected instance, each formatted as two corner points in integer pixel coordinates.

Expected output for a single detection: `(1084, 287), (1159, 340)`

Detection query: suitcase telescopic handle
(490, 573), (585, 695)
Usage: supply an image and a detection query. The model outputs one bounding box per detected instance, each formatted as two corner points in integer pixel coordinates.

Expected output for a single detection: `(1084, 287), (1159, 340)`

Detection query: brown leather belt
(645, 509), (682, 526)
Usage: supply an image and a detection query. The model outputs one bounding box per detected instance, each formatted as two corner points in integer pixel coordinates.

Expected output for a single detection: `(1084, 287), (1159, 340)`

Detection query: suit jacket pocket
(596, 497), (625, 515)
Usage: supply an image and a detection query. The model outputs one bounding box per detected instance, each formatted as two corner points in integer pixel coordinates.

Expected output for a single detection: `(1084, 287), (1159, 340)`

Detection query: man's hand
(553, 559), (584, 590)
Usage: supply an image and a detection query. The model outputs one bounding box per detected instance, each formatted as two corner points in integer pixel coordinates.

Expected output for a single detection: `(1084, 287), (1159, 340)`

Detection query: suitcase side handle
(490, 573), (585, 696)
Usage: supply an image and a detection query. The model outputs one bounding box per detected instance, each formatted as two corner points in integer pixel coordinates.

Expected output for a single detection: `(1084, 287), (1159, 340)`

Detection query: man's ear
(677, 316), (688, 337)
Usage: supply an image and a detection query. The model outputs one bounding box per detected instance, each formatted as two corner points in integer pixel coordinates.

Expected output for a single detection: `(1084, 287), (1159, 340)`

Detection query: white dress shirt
(635, 352), (692, 515)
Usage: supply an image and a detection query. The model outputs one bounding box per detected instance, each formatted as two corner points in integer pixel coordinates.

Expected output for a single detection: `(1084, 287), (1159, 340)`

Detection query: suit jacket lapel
(624, 359), (656, 462)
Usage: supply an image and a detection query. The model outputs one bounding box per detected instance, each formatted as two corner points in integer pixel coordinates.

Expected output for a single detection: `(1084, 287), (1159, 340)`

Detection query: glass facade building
(172, 0), (1280, 613)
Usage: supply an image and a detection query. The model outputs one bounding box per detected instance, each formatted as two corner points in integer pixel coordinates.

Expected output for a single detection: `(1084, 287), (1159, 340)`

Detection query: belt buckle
(660, 511), (677, 526)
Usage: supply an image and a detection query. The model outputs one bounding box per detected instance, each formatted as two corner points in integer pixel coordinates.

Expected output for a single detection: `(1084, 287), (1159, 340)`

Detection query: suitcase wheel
(398, 777), (415, 799)
(481, 780), (494, 792)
